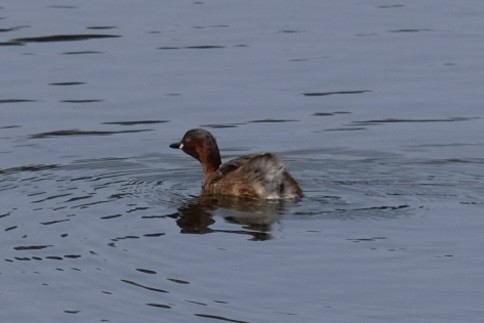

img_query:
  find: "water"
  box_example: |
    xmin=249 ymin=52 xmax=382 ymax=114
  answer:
xmin=1 ymin=1 xmax=484 ymax=322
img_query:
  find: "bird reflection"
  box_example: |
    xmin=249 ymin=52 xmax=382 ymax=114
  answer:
xmin=167 ymin=194 xmax=288 ymax=240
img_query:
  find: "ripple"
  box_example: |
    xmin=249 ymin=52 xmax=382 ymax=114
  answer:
xmin=0 ymin=25 xmax=29 ymax=33
xmin=143 ymin=232 xmax=165 ymax=237
xmin=351 ymin=117 xmax=480 ymax=126
xmin=102 ymin=120 xmax=169 ymax=126
xmin=29 ymin=129 xmax=152 ymax=138
xmin=86 ymin=26 xmax=117 ymax=30
xmin=64 ymin=310 xmax=80 ymax=314
xmin=312 ymin=111 xmax=351 ymax=116
xmin=324 ymin=127 xmax=366 ymax=132
xmin=0 ymin=164 xmax=58 ymax=175
xmin=120 ymin=279 xmax=168 ymax=293
xmin=186 ymin=45 xmax=225 ymax=49
xmin=158 ymin=45 xmax=225 ymax=50
xmin=303 ymin=90 xmax=371 ymax=96
xmin=347 ymin=236 xmax=387 ymax=242
xmin=194 ymin=314 xmax=249 ymax=323
xmin=247 ymin=118 xmax=299 ymax=123
xmin=62 ymin=50 xmax=102 ymax=55
xmin=146 ymin=303 xmax=171 ymax=309
xmin=11 ymin=33 xmax=120 ymax=43
xmin=199 ymin=119 xmax=299 ymax=129
xmin=100 ymin=214 xmax=122 ymax=220
xmin=200 ymin=123 xmax=241 ymax=129
xmin=167 ymin=278 xmax=190 ymax=284
xmin=60 ymin=99 xmax=103 ymax=103
xmin=0 ymin=99 xmax=36 ymax=104
xmin=40 ymin=218 xmax=71 ymax=225
xmin=389 ymin=28 xmax=432 ymax=33
xmin=418 ymin=158 xmax=484 ymax=165
xmin=278 ymin=29 xmax=305 ymax=33
xmin=49 ymin=82 xmax=85 ymax=86
xmin=14 ymin=245 xmax=53 ymax=250
xmin=136 ymin=268 xmax=157 ymax=274
xmin=0 ymin=41 xmax=24 ymax=46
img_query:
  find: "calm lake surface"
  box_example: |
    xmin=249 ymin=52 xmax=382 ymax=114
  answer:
xmin=1 ymin=1 xmax=484 ymax=322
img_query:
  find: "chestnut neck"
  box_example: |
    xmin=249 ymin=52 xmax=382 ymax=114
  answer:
xmin=197 ymin=144 xmax=221 ymax=187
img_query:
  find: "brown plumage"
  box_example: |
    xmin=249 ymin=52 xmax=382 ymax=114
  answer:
xmin=170 ymin=128 xmax=303 ymax=200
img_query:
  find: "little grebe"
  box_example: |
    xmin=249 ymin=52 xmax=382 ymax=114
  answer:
xmin=170 ymin=128 xmax=303 ymax=200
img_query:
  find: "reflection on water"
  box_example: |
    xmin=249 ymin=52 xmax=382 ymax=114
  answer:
xmin=168 ymin=194 xmax=287 ymax=240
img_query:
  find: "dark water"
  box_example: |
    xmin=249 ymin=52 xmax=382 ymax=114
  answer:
xmin=1 ymin=1 xmax=484 ymax=322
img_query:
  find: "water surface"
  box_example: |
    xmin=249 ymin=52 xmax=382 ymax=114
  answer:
xmin=1 ymin=1 xmax=484 ymax=322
